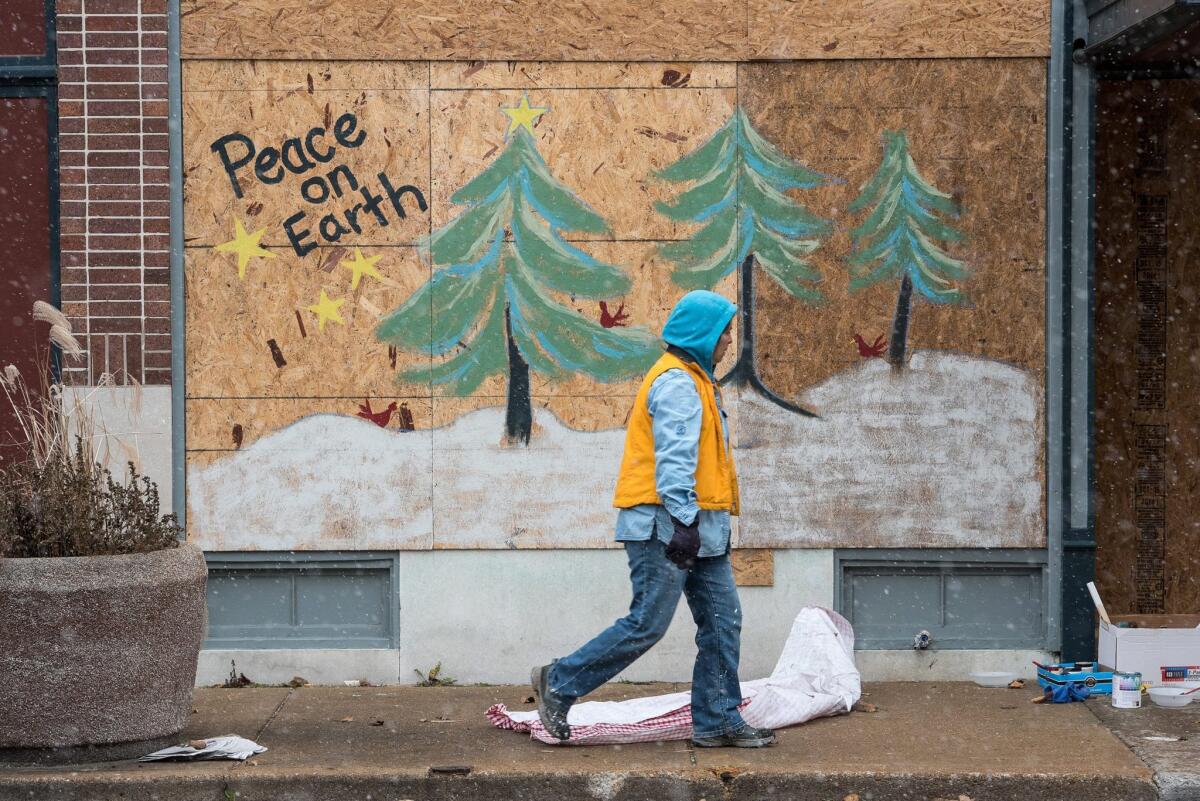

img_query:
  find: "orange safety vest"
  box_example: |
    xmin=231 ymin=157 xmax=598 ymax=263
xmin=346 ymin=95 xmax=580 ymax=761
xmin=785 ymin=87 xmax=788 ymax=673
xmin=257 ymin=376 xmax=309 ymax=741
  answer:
xmin=612 ymin=351 xmax=739 ymax=514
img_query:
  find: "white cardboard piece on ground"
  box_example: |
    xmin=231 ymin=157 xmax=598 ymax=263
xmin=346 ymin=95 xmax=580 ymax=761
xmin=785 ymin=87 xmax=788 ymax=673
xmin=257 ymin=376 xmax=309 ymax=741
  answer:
xmin=488 ymin=607 xmax=861 ymax=745
xmin=1099 ymin=619 xmax=1200 ymax=686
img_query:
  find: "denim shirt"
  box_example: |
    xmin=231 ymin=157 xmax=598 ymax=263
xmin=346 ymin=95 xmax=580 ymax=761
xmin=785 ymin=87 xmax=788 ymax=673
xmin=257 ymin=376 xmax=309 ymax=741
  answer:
xmin=615 ymin=368 xmax=732 ymax=557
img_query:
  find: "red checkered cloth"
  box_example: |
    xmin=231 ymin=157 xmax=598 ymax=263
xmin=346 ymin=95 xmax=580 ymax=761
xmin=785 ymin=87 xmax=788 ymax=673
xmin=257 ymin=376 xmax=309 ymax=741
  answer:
xmin=487 ymin=607 xmax=859 ymax=746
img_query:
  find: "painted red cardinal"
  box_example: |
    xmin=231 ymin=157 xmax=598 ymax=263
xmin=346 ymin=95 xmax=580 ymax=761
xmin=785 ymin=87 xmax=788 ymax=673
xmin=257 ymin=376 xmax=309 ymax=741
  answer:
xmin=599 ymin=300 xmax=630 ymax=328
xmin=852 ymin=333 xmax=887 ymax=358
xmin=357 ymin=399 xmax=397 ymax=428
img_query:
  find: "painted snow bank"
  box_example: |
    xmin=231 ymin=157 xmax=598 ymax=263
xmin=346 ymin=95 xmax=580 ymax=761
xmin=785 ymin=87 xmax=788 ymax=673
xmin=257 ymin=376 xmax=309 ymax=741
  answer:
xmin=188 ymin=351 xmax=1042 ymax=550
xmin=739 ymin=351 xmax=1044 ymax=547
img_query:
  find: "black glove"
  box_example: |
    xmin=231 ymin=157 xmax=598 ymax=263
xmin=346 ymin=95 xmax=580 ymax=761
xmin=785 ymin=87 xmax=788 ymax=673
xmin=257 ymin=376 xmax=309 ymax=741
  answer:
xmin=665 ymin=515 xmax=700 ymax=570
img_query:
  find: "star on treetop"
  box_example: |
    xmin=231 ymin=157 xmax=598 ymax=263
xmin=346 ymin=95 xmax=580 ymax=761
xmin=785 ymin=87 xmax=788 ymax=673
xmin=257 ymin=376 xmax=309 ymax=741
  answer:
xmin=501 ymin=94 xmax=547 ymax=139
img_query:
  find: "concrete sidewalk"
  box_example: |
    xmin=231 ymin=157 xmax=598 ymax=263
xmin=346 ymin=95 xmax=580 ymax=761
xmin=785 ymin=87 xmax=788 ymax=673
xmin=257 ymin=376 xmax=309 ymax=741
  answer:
xmin=0 ymin=682 xmax=1168 ymax=801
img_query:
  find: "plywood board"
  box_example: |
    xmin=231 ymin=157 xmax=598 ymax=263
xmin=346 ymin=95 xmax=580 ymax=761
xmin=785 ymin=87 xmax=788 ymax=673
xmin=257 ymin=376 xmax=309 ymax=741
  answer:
xmin=739 ymin=59 xmax=1047 ymax=401
xmin=748 ymin=0 xmax=1050 ymax=60
xmin=181 ymin=0 xmax=1049 ymax=60
xmin=185 ymin=402 xmax=434 ymax=552
xmin=184 ymin=62 xmax=430 ymax=249
xmin=1094 ymin=78 xmax=1200 ymax=617
xmin=731 ymin=549 xmax=773 ymax=586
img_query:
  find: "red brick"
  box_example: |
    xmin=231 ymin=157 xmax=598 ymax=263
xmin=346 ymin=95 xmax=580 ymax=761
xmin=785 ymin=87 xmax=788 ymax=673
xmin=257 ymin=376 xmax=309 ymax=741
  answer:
xmin=57 ymin=0 xmax=83 ymax=11
xmin=143 ymin=184 xmax=169 ymax=201
xmin=145 ymin=285 xmax=170 ymax=303
xmin=87 ymin=83 xmax=140 ymax=101
xmin=90 ymin=100 xmax=141 ymax=117
xmin=59 ymin=151 xmax=85 ymax=167
xmin=88 ymin=151 xmax=141 ymax=167
xmin=142 ymin=199 xmax=169 ymax=216
xmin=59 ymin=100 xmax=84 ymax=117
xmin=59 ymin=234 xmax=86 ymax=250
xmin=144 ymin=218 xmax=169 ymax=233
xmin=141 ymin=83 xmax=168 ymax=100
xmin=57 ymin=32 xmax=82 ymax=49
xmin=91 ymin=318 xmax=142 ymax=335
xmin=58 ymin=48 xmax=82 ymax=65
xmin=61 ymin=200 xmax=86 ymax=218
xmin=57 ymin=15 xmax=83 ymax=31
xmin=144 ymin=351 xmax=171 ymax=369
xmin=90 ymin=233 xmax=142 ymax=249
xmin=59 ymin=167 xmax=85 ymax=184
xmin=58 ymin=133 xmax=84 ymax=150
xmin=87 ymin=169 xmax=142 ymax=185
xmin=90 ymin=133 xmax=143 ymax=150
xmin=90 ymin=117 xmax=140 ymax=134
xmin=145 ymin=318 xmax=170 ymax=335
xmin=142 ymin=100 xmax=167 ymax=116
xmin=144 ymin=251 xmax=169 ymax=268
xmin=60 ymin=285 xmax=88 ymax=302
xmin=141 ymin=33 xmax=167 ymax=49
xmin=143 ymin=369 xmax=170 ymax=386
xmin=142 ymin=0 xmax=167 ymax=12
xmin=143 ymin=133 xmax=168 ymax=150
xmin=61 ymin=302 xmax=88 ymax=319
xmin=126 ymin=337 xmax=144 ymax=382
xmin=88 ymin=15 xmax=139 ymax=31
xmin=143 ymin=233 xmax=170 ymax=250
xmin=142 ymin=15 xmax=167 ymax=31
xmin=58 ymin=117 xmax=84 ymax=133
xmin=142 ymin=49 xmax=168 ymax=65
xmin=140 ymin=66 xmax=166 ymax=83
xmin=86 ymin=31 xmax=139 ymax=49
xmin=58 ymin=66 xmax=84 ymax=82
xmin=89 ymin=0 xmax=140 ymax=12
xmin=89 ymin=334 xmax=108 ymax=382
xmin=90 ymin=217 xmax=141 ymax=234
xmin=146 ymin=301 xmax=170 ymax=318
xmin=145 ymin=333 xmax=171 ymax=351
xmin=89 ymin=283 xmax=141 ymax=301
xmin=105 ymin=334 xmax=127 ymax=377
xmin=91 ymin=49 xmax=141 ymax=66
xmin=93 ymin=301 xmax=143 ymax=317
xmin=60 ymin=185 xmax=86 ymax=202
xmin=89 ymin=251 xmax=141 ymax=267
xmin=142 ymin=117 xmax=168 ymax=134
xmin=90 ymin=184 xmax=141 ymax=201
xmin=59 ymin=83 xmax=83 ymax=100
xmin=144 ymin=150 xmax=169 ymax=167
xmin=86 ymin=66 xmax=139 ymax=83
xmin=60 ymin=267 xmax=88 ymax=284
xmin=145 ymin=268 xmax=169 ymax=283
xmin=60 ymin=217 xmax=85 ymax=234
xmin=61 ymin=253 xmax=87 ymax=269
xmin=88 ymin=269 xmax=142 ymax=285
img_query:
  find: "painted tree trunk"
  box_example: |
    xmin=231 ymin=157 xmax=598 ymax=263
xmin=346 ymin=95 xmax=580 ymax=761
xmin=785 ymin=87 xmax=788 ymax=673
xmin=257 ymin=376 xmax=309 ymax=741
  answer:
xmin=504 ymin=304 xmax=532 ymax=444
xmin=887 ymin=273 xmax=913 ymax=369
xmin=720 ymin=254 xmax=818 ymax=418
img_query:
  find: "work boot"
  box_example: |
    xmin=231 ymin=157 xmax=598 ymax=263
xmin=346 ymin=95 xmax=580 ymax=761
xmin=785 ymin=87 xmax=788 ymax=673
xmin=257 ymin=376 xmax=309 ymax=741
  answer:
xmin=692 ymin=723 xmax=776 ymax=748
xmin=530 ymin=664 xmax=572 ymax=741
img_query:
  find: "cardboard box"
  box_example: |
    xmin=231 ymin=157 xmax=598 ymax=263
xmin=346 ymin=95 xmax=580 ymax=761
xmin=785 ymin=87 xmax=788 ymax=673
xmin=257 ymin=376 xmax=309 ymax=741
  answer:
xmin=1098 ymin=615 xmax=1200 ymax=686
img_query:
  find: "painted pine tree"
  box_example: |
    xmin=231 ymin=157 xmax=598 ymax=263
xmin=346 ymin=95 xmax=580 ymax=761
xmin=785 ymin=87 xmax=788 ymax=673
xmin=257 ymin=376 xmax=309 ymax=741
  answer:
xmin=375 ymin=98 xmax=659 ymax=443
xmin=654 ymin=107 xmax=836 ymax=413
xmin=847 ymin=130 xmax=968 ymax=369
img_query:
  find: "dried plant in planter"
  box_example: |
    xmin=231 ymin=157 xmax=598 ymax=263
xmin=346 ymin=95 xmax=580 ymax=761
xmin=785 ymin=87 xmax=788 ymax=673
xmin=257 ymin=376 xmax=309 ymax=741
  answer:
xmin=0 ymin=302 xmax=180 ymax=558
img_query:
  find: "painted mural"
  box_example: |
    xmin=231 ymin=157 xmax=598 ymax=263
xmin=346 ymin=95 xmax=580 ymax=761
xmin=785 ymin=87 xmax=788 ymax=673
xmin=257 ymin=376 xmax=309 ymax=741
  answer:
xmin=183 ymin=60 xmax=1046 ymax=551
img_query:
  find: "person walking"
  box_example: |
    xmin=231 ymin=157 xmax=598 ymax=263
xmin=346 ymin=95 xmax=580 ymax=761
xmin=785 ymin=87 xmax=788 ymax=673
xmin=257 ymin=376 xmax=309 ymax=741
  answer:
xmin=531 ymin=290 xmax=775 ymax=748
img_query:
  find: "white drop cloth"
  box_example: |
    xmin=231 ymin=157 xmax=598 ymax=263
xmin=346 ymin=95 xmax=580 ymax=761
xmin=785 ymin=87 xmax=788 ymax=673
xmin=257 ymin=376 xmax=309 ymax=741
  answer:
xmin=488 ymin=607 xmax=861 ymax=745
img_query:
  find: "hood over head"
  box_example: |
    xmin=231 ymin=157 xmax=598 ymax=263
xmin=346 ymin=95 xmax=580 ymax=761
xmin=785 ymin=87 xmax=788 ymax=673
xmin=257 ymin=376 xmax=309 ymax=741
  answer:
xmin=661 ymin=290 xmax=738 ymax=378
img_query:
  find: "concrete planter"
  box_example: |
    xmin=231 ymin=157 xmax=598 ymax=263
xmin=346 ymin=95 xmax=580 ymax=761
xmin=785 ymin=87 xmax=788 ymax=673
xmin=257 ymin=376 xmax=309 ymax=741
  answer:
xmin=0 ymin=544 xmax=207 ymax=755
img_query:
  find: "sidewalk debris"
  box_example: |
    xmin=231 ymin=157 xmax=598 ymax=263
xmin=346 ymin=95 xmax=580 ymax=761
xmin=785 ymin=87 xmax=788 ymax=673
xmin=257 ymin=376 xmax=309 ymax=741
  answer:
xmin=139 ymin=734 xmax=267 ymax=762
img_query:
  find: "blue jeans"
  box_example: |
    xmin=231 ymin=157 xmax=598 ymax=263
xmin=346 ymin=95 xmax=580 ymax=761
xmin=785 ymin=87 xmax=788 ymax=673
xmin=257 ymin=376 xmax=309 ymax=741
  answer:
xmin=547 ymin=538 xmax=746 ymax=739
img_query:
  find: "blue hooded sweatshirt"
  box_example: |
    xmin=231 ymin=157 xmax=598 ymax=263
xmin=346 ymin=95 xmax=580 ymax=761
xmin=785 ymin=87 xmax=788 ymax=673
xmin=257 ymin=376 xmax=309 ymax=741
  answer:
xmin=614 ymin=290 xmax=738 ymax=557
xmin=660 ymin=290 xmax=738 ymax=379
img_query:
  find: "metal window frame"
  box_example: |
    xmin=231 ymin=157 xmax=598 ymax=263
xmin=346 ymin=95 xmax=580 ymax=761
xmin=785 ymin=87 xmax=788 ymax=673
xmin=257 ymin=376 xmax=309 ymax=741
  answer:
xmin=168 ymin=0 xmax=186 ymax=524
xmin=202 ymin=551 xmax=401 ymax=650
xmin=835 ymin=549 xmax=1050 ymax=650
xmin=0 ymin=0 xmax=57 ymax=79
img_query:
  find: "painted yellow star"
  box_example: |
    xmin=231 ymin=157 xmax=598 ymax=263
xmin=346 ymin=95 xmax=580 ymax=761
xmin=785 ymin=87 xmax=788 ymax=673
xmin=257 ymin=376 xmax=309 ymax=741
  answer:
xmin=214 ymin=218 xmax=275 ymax=280
xmin=502 ymin=94 xmax=547 ymax=138
xmin=340 ymin=247 xmax=384 ymax=290
xmin=307 ymin=290 xmax=345 ymax=332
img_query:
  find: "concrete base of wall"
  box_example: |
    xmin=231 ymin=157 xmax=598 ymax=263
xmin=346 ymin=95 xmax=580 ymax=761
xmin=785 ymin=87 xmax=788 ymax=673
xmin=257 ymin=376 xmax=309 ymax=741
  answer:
xmin=64 ymin=385 xmax=173 ymax=514
xmin=196 ymin=649 xmax=401 ymax=686
xmin=195 ymin=548 xmax=1057 ymax=686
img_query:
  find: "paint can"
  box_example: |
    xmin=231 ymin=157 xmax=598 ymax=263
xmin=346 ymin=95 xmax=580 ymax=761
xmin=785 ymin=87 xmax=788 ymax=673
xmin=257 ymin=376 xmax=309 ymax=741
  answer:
xmin=1111 ymin=671 xmax=1143 ymax=709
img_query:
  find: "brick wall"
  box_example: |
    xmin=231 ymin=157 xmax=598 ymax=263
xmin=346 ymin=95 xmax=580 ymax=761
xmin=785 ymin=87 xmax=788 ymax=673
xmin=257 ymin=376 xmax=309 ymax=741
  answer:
xmin=56 ymin=0 xmax=170 ymax=386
